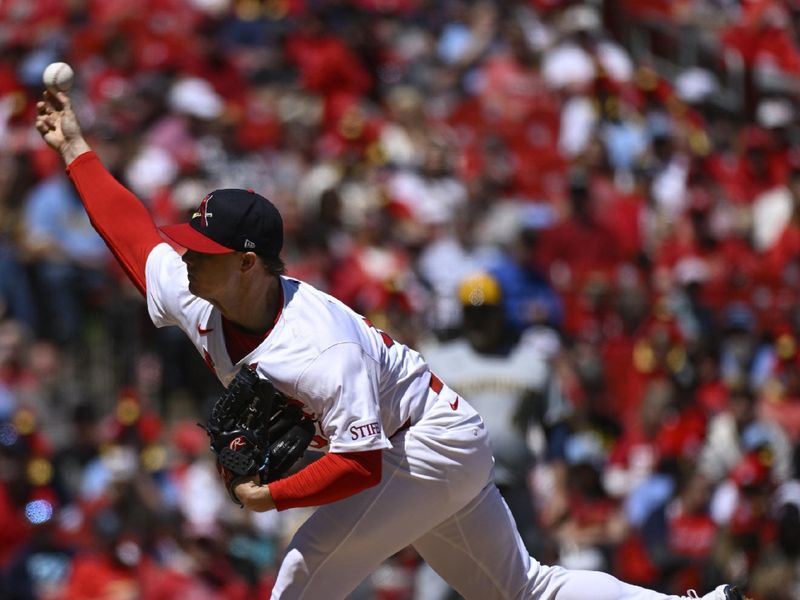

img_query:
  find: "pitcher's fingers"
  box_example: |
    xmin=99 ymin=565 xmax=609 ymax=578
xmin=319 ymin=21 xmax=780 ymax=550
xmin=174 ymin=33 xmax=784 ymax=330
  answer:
xmin=36 ymin=100 xmax=54 ymax=116
xmin=41 ymin=119 xmax=56 ymax=132
xmin=35 ymin=118 xmax=51 ymax=134
xmin=39 ymin=115 xmax=57 ymax=130
xmin=43 ymin=90 xmax=65 ymax=111
xmin=54 ymin=91 xmax=71 ymax=111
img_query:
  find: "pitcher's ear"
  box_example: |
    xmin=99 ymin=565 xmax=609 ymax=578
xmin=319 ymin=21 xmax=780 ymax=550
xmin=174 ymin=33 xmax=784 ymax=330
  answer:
xmin=240 ymin=251 xmax=259 ymax=271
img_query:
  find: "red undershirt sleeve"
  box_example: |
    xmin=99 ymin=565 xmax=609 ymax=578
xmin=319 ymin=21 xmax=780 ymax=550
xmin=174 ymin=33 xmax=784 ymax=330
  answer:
xmin=66 ymin=151 xmax=163 ymax=296
xmin=269 ymin=449 xmax=382 ymax=511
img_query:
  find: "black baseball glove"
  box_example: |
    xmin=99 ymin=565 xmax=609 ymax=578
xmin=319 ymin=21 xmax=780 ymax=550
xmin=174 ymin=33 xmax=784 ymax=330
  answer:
xmin=203 ymin=365 xmax=316 ymax=506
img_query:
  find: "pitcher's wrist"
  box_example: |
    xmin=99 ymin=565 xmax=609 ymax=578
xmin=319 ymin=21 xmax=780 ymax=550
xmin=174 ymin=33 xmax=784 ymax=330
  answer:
xmin=61 ymin=137 xmax=91 ymax=166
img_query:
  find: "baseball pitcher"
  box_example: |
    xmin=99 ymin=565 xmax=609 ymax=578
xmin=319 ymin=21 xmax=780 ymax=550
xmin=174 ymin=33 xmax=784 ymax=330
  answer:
xmin=35 ymin=89 xmax=744 ymax=600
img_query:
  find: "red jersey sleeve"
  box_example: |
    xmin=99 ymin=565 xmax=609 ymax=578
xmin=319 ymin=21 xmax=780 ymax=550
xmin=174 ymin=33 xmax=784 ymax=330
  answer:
xmin=66 ymin=152 xmax=163 ymax=295
xmin=269 ymin=449 xmax=382 ymax=510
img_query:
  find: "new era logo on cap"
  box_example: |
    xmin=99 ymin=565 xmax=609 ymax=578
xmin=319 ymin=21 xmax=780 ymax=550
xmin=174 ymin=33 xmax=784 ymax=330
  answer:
xmin=161 ymin=188 xmax=283 ymax=257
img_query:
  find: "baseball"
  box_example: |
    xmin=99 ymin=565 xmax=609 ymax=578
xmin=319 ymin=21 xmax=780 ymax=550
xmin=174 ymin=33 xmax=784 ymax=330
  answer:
xmin=42 ymin=62 xmax=74 ymax=93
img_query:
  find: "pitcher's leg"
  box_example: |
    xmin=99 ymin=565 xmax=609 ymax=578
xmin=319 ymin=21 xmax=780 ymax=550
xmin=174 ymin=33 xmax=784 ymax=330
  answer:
xmin=413 ymin=483 xmax=692 ymax=600
xmin=412 ymin=483 xmax=538 ymax=599
xmin=532 ymin=565 xmax=698 ymax=600
xmin=272 ymin=467 xmax=409 ymax=599
xmin=271 ymin=456 xmax=476 ymax=599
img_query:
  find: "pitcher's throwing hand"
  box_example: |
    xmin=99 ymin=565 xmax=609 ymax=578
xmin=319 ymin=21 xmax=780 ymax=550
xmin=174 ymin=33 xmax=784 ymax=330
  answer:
xmin=35 ymin=91 xmax=90 ymax=163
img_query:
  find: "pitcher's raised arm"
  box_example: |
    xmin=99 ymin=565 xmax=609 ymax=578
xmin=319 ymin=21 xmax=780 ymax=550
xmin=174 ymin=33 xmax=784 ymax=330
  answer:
xmin=36 ymin=90 xmax=163 ymax=295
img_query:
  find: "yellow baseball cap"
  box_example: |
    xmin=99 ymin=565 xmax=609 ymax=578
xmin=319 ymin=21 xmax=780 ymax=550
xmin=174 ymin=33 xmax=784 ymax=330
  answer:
xmin=458 ymin=272 xmax=502 ymax=307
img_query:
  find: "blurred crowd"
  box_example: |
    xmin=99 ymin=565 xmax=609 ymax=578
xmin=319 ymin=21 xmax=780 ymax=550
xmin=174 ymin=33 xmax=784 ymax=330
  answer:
xmin=2 ymin=0 xmax=800 ymax=598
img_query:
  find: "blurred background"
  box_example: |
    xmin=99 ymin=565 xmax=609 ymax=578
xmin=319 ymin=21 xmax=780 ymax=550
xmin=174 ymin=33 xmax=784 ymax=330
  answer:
xmin=1 ymin=0 xmax=800 ymax=598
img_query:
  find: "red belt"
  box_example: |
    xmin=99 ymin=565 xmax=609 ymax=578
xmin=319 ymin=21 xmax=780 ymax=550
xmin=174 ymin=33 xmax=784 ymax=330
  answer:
xmin=390 ymin=372 xmax=443 ymax=438
xmin=429 ymin=372 xmax=443 ymax=394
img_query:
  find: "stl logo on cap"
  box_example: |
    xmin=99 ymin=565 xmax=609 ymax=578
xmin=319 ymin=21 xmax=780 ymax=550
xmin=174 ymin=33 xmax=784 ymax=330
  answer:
xmin=192 ymin=193 xmax=214 ymax=227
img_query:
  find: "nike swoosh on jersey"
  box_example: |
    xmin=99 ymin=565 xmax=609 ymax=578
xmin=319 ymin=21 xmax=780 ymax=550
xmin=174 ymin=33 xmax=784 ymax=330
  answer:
xmin=449 ymin=397 xmax=459 ymax=411
xmin=198 ymin=325 xmax=214 ymax=335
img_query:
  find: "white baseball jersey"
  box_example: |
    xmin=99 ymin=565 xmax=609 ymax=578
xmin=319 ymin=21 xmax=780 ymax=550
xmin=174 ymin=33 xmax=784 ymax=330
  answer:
xmin=145 ymin=242 xmax=431 ymax=453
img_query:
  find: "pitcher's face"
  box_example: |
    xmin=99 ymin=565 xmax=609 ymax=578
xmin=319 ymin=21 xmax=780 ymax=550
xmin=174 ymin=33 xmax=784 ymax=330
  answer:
xmin=182 ymin=249 xmax=241 ymax=301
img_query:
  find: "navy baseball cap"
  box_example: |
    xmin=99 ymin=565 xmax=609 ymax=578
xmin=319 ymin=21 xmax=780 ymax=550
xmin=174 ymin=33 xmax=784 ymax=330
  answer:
xmin=160 ymin=189 xmax=283 ymax=256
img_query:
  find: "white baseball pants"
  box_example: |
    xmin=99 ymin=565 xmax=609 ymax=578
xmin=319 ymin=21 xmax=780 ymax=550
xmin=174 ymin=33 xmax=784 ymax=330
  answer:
xmin=270 ymin=384 xmax=700 ymax=600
